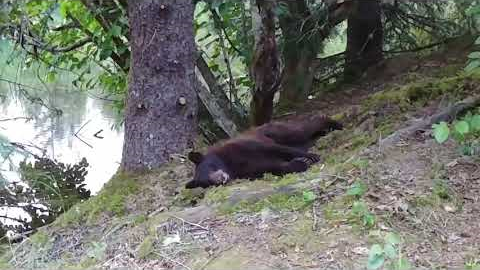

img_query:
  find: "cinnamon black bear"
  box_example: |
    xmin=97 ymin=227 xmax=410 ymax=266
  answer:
xmin=185 ymin=114 xmax=343 ymax=189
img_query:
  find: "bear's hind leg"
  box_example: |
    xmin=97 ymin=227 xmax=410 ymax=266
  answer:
xmin=270 ymin=157 xmax=321 ymax=176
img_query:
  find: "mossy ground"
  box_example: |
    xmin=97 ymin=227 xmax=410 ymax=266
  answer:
xmin=55 ymin=172 xmax=139 ymax=227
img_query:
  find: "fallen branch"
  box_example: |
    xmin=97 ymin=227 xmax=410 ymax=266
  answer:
xmin=196 ymin=76 xmax=239 ymax=137
xmin=169 ymin=214 xmax=209 ymax=231
xmin=380 ymin=94 xmax=480 ymax=146
xmin=0 ymin=117 xmax=32 ymax=122
xmin=154 ymin=252 xmax=192 ymax=270
xmin=0 ymin=215 xmax=27 ymax=225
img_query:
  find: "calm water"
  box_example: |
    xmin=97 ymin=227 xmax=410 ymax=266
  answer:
xmin=0 ymin=43 xmax=124 ymax=195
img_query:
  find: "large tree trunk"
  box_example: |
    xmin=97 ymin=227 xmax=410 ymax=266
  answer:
xmin=277 ymin=0 xmax=316 ymax=110
xmin=79 ymin=1 xmax=246 ymax=138
xmin=249 ymin=0 xmax=281 ymax=126
xmin=122 ymin=0 xmax=197 ymax=171
xmin=278 ymin=0 xmax=354 ymax=109
xmin=344 ymin=0 xmax=383 ymax=82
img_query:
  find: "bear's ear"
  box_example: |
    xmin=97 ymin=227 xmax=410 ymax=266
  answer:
xmin=185 ymin=180 xmax=198 ymax=189
xmin=188 ymin=151 xmax=204 ymax=165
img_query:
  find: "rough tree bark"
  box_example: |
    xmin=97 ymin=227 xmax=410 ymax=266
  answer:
xmin=344 ymin=0 xmax=383 ymax=82
xmin=121 ymin=0 xmax=197 ymax=171
xmin=278 ymin=0 xmax=354 ymax=109
xmin=250 ymin=0 xmax=281 ymax=126
xmin=77 ymin=1 xmax=245 ymax=138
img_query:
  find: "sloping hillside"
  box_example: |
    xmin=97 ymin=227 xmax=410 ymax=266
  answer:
xmin=1 ymin=37 xmax=480 ymax=270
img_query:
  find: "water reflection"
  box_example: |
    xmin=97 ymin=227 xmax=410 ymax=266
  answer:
xmin=0 ymin=46 xmax=124 ymax=195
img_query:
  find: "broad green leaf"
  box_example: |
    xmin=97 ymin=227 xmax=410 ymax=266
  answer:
xmin=99 ymin=48 xmax=113 ymax=61
xmin=347 ymin=180 xmax=367 ymax=197
xmin=476 ymin=37 xmax=480 ymax=45
xmin=464 ymin=111 xmax=473 ymax=123
xmin=87 ymin=241 xmax=107 ymax=260
xmin=46 ymin=71 xmax=56 ymax=83
xmin=302 ymin=191 xmax=316 ymax=202
xmin=367 ymin=244 xmax=385 ymax=270
xmin=59 ymin=1 xmax=71 ymax=18
xmin=432 ymin=122 xmax=450 ymax=144
xmin=454 ymin=121 xmax=470 ymax=135
xmin=384 ymin=243 xmax=397 ymax=259
xmin=351 ymin=201 xmax=368 ymax=215
xmin=466 ymin=6 xmax=480 ymax=16
xmin=468 ymin=52 xmax=480 ymax=59
xmin=110 ymin=25 xmax=122 ymax=37
xmin=363 ymin=213 xmax=376 ymax=228
xmin=470 ymin=115 xmax=480 ymax=131
xmin=465 ymin=60 xmax=480 ymax=72
xmin=385 ymin=232 xmax=402 ymax=245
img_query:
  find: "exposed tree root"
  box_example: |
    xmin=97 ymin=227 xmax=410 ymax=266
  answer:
xmin=380 ymin=94 xmax=480 ymax=146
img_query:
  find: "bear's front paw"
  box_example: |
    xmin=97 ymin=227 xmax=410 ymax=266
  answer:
xmin=290 ymin=158 xmax=310 ymax=171
xmin=306 ymin=153 xmax=321 ymax=164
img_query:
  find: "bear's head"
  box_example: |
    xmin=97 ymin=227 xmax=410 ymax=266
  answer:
xmin=185 ymin=151 xmax=231 ymax=189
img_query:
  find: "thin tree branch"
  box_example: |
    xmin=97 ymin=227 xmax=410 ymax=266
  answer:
xmin=210 ymin=8 xmax=242 ymax=55
xmin=0 ymin=215 xmax=27 ymax=225
xmin=210 ymin=7 xmax=237 ymax=103
xmin=0 ymin=117 xmax=33 ymax=122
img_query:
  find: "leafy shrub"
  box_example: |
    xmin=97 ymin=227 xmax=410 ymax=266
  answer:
xmin=465 ymin=3 xmax=480 ymax=72
xmin=0 ymin=156 xmax=90 ymax=237
xmin=432 ymin=111 xmax=480 ymax=156
xmin=367 ymin=232 xmax=412 ymax=270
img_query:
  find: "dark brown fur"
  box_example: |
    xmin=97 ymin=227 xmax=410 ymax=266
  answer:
xmin=186 ymin=114 xmax=343 ymax=189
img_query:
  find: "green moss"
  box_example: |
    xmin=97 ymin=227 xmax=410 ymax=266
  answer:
xmin=146 ymin=213 xmax=170 ymax=236
xmin=55 ymin=172 xmax=139 ymax=227
xmin=465 ymin=258 xmax=480 ymax=270
xmin=271 ymin=217 xmax=327 ymax=255
xmin=62 ymin=264 xmax=87 ymax=270
xmin=365 ymin=73 xmax=480 ymax=114
xmin=0 ymin=248 xmax=12 ymax=270
xmin=30 ymin=231 xmax=50 ymax=247
xmin=413 ymin=194 xmax=442 ymax=208
xmin=137 ymin=236 xmax=155 ymax=259
xmin=177 ymin=188 xmax=205 ymax=206
xmin=319 ymin=72 xmax=480 ymax=168
xmin=271 ymin=173 xmax=298 ymax=187
xmin=202 ymin=247 xmax=257 ymax=270
xmin=412 ymin=179 xmax=462 ymax=210
xmin=133 ymin=214 xmax=147 ymax=226
xmin=323 ymin=199 xmax=348 ymax=223
xmin=221 ymin=191 xmax=313 ymax=214
xmin=204 ymin=186 xmax=232 ymax=204
xmin=79 ymin=257 xmax=98 ymax=268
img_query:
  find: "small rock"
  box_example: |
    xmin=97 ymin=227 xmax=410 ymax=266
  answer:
xmin=447 ymin=233 xmax=461 ymax=243
xmin=446 ymin=160 xmax=458 ymax=168
xmin=443 ymin=204 xmax=456 ymax=213
xmin=378 ymin=223 xmax=390 ymax=231
xmin=162 ymin=233 xmax=181 ymax=246
xmin=352 ymin=246 xmax=369 ymax=255
xmin=260 ymin=207 xmax=278 ymax=223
